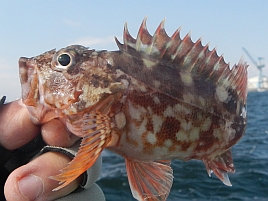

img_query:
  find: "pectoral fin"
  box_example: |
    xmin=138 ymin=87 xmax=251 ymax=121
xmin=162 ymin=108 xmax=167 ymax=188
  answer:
xmin=125 ymin=159 xmax=173 ymax=201
xmin=203 ymin=149 xmax=235 ymax=186
xmin=51 ymin=111 xmax=112 ymax=191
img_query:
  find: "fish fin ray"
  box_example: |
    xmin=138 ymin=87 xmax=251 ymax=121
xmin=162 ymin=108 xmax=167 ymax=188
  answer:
xmin=203 ymin=149 xmax=235 ymax=186
xmin=125 ymin=159 xmax=173 ymax=201
xmin=116 ymin=18 xmax=248 ymax=105
xmin=51 ymin=111 xmax=112 ymax=191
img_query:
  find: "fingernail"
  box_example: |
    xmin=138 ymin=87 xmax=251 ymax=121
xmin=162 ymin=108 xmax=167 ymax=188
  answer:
xmin=18 ymin=174 xmax=44 ymax=200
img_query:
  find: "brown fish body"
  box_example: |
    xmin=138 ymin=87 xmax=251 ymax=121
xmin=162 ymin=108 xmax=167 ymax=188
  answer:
xmin=19 ymin=19 xmax=247 ymax=201
xmin=107 ymin=51 xmax=246 ymax=161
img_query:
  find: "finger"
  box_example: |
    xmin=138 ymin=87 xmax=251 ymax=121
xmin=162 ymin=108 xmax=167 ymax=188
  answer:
xmin=4 ymin=152 xmax=82 ymax=201
xmin=41 ymin=119 xmax=80 ymax=147
xmin=0 ymin=100 xmax=40 ymax=150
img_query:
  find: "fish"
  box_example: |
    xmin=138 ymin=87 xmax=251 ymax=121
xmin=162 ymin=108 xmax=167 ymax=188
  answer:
xmin=18 ymin=18 xmax=247 ymax=201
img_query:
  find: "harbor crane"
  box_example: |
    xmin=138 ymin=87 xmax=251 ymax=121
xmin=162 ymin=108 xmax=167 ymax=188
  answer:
xmin=242 ymin=47 xmax=265 ymax=91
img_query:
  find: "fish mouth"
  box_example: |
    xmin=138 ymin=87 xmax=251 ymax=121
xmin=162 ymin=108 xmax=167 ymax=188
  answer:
xmin=19 ymin=57 xmax=51 ymax=124
xmin=19 ymin=57 xmax=39 ymax=106
xmin=18 ymin=57 xmax=71 ymax=124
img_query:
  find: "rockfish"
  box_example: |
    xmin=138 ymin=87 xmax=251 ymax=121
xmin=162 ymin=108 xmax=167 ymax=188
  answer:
xmin=19 ymin=18 xmax=247 ymax=200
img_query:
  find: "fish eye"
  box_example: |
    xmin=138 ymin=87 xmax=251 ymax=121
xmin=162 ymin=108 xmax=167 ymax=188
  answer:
xmin=53 ymin=52 xmax=76 ymax=71
xmin=58 ymin=53 xmax=71 ymax=66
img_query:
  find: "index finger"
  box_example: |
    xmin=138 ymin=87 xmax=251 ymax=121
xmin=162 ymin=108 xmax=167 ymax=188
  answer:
xmin=0 ymin=100 xmax=40 ymax=150
xmin=41 ymin=119 xmax=80 ymax=147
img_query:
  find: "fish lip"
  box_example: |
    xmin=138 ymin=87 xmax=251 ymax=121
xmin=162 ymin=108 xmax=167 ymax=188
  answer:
xmin=19 ymin=57 xmax=39 ymax=106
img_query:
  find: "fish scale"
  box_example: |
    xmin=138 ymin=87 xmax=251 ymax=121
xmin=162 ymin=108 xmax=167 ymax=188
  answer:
xmin=19 ymin=18 xmax=247 ymax=201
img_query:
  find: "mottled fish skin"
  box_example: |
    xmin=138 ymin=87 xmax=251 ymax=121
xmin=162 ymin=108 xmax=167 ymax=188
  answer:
xmin=19 ymin=18 xmax=247 ymax=201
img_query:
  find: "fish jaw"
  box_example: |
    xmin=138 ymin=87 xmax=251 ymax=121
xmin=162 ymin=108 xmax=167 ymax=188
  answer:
xmin=18 ymin=52 xmax=75 ymax=124
xmin=18 ymin=57 xmax=52 ymax=124
xmin=19 ymin=57 xmax=39 ymax=107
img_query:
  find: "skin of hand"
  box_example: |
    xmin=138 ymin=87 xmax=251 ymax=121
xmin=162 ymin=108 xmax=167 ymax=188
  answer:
xmin=0 ymin=100 xmax=82 ymax=201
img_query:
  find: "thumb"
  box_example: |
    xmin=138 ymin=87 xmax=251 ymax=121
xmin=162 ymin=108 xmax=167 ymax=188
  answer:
xmin=4 ymin=152 xmax=82 ymax=201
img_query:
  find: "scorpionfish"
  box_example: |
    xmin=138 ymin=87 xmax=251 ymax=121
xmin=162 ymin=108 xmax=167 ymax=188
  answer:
xmin=19 ymin=18 xmax=247 ymax=201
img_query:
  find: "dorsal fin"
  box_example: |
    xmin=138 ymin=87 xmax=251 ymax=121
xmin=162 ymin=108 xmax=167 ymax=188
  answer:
xmin=115 ymin=18 xmax=248 ymax=105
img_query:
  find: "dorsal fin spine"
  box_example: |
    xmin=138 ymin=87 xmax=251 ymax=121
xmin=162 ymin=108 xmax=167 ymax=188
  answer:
xmin=115 ymin=18 xmax=248 ymax=103
xmin=150 ymin=19 xmax=164 ymax=56
xmin=114 ymin=37 xmax=123 ymax=51
xmin=203 ymin=48 xmax=219 ymax=79
xmin=136 ymin=19 xmax=146 ymax=51
xmin=169 ymin=32 xmax=190 ymax=62
xmin=212 ymin=56 xmax=229 ymax=83
xmin=163 ymin=28 xmax=182 ymax=58
xmin=230 ymin=65 xmax=244 ymax=88
xmin=207 ymin=54 xmax=226 ymax=80
xmin=196 ymin=44 xmax=209 ymax=72
xmin=182 ymin=38 xmax=204 ymax=72
xmin=174 ymin=32 xmax=192 ymax=62
xmin=150 ymin=19 xmax=170 ymax=57
xmin=180 ymin=35 xmax=195 ymax=68
xmin=123 ymin=22 xmax=136 ymax=50
xmin=138 ymin=18 xmax=160 ymax=53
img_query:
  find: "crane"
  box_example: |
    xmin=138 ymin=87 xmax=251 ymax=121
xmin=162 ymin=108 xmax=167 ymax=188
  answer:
xmin=242 ymin=47 xmax=265 ymax=91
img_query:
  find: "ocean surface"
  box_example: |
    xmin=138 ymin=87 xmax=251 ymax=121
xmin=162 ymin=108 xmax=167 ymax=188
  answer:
xmin=96 ymin=91 xmax=268 ymax=201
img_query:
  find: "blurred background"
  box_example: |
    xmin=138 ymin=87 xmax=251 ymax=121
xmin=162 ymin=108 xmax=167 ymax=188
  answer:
xmin=0 ymin=1 xmax=267 ymax=200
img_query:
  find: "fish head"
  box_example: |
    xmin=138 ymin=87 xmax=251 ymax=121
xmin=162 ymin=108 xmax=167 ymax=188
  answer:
xmin=19 ymin=45 xmax=123 ymax=124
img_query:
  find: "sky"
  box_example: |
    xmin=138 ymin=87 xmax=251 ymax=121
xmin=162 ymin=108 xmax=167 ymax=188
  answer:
xmin=0 ymin=0 xmax=267 ymax=101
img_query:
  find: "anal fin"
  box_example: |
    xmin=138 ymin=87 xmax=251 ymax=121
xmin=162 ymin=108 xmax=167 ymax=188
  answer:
xmin=51 ymin=111 xmax=112 ymax=191
xmin=125 ymin=159 xmax=173 ymax=201
xmin=203 ymin=149 xmax=235 ymax=186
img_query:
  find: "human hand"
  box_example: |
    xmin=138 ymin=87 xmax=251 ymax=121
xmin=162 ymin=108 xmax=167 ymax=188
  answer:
xmin=0 ymin=100 xmax=86 ymax=200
